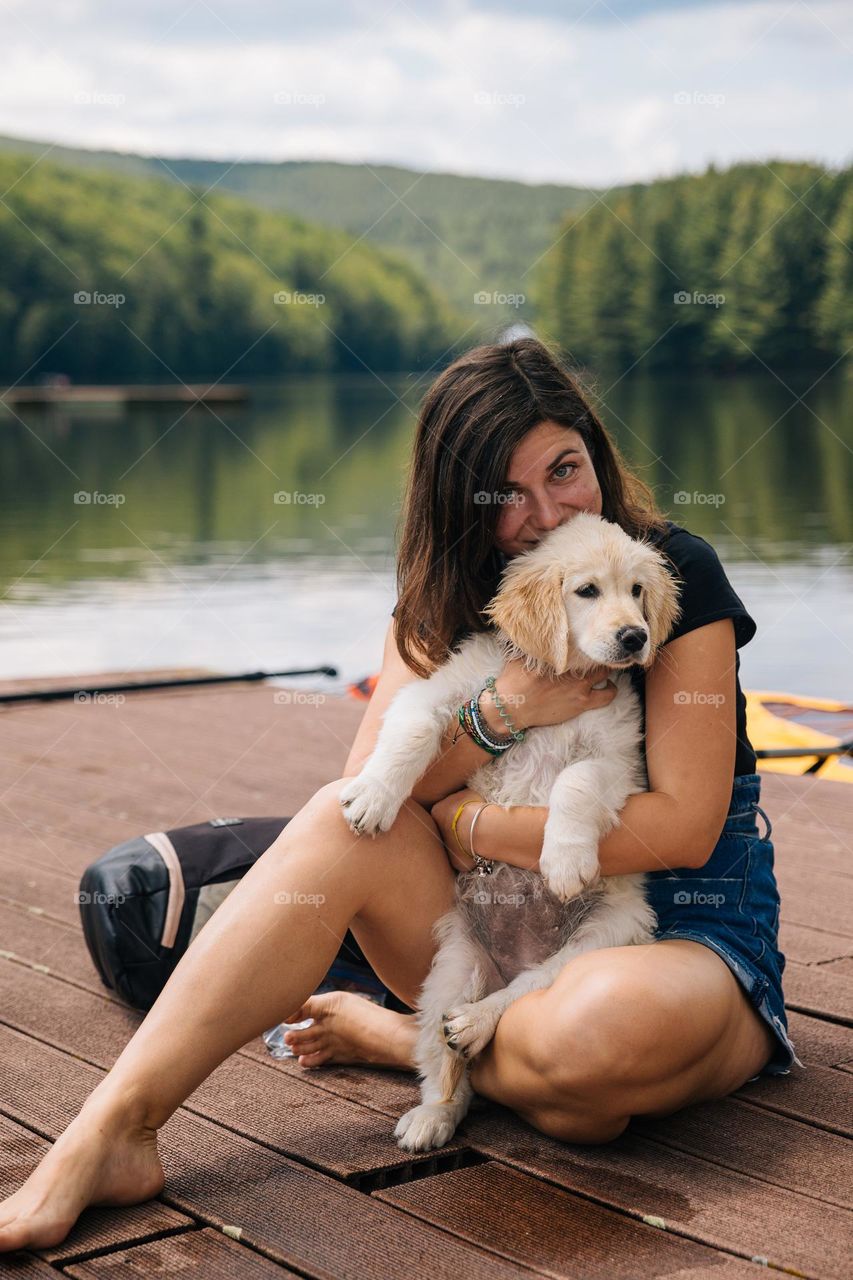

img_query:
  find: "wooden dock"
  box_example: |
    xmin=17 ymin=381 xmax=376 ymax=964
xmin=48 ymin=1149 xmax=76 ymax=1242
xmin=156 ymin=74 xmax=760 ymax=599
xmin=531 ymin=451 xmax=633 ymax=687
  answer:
xmin=0 ymin=384 xmax=250 ymax=406
xmin=0 ymin=675 xmax=851 ymax=1277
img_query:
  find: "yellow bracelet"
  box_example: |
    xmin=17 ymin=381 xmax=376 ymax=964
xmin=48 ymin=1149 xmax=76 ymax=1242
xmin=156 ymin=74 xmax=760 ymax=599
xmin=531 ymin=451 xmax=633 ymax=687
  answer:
xmin=450 ymin=800 xmax=479 ymax=860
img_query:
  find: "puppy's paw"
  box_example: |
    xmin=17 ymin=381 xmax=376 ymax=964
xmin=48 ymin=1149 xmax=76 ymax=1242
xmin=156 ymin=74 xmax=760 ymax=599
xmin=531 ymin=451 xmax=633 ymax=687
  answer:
xmin=441 ymin=1002 xmax=500 ymax=1059
xmin=338 ymin=775 xmax=401 ymax=836
xmin=540 ymin=842 xmax=602 ymax=902
xmin=395 ymin=1103 xmax=460 ymax=1152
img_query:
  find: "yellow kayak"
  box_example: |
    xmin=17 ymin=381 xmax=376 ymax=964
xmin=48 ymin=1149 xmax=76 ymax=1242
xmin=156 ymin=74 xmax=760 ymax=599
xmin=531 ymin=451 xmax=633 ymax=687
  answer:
xmin=746 ymin=690 xmax=853 ymax=783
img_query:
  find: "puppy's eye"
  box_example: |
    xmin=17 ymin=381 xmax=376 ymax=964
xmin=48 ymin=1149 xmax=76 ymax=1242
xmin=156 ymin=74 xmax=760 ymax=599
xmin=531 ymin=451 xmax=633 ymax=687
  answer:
xmin=632 ymin=583 xmax=643 ymax=598
xmin=575 ymin=583 xmax=599 ymax=599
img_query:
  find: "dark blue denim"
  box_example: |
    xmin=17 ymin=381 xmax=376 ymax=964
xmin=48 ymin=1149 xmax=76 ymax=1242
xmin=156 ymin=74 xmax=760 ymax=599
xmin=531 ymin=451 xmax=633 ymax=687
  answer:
xmin=644 ymin=772 xmax=803 ymax=1078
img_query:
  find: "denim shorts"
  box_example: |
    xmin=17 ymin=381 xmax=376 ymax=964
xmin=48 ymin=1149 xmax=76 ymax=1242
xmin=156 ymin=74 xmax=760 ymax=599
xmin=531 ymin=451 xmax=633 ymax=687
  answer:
xmin=644 ymin=772 xmax=804 ymax=1079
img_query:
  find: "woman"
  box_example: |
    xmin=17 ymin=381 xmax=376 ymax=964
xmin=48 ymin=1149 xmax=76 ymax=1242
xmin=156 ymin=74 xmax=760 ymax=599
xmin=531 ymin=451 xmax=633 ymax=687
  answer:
xmin=0 ymin=337 xmax=799 ymax=1252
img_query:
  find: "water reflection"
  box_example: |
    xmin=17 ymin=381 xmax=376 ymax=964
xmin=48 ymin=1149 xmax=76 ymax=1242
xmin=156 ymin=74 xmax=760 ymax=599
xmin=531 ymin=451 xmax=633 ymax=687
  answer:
xmin=0 ymin=371 xmax=850 ymax=693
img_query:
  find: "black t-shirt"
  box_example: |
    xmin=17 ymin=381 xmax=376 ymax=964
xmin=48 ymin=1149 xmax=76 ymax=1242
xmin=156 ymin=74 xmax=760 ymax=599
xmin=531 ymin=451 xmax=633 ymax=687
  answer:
xmin=629 ymin=520 xmax=757 ymax=777
xmin=391 ymin=519 xmax=758 ymax=777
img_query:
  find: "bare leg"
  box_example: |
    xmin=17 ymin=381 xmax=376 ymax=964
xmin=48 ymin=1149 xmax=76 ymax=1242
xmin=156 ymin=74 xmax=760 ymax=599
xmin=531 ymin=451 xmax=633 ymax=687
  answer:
xmin=0 ymin=779 xmax=455 ymax=1253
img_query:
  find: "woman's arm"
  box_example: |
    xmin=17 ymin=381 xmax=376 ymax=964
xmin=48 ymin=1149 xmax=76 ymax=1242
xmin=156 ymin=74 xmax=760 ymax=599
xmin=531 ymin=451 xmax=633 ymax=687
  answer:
xmin=344 ymin=622 xmax=621 ymax=806
xmin=444 ymin=618 xmax=739 ymax=875
xmin=342 ymin=619 xmax=502 ymax=804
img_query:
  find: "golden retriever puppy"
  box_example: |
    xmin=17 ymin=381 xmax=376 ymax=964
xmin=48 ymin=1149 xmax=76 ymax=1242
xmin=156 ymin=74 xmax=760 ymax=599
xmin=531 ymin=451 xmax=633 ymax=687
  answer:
xmin=339 ymin=512 xmax=681 ymax=1151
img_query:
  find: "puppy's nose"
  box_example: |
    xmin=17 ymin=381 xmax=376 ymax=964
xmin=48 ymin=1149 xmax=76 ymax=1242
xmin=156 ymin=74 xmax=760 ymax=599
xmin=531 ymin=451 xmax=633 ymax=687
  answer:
xmin=616 ymin=625 xmax=648 ymax=654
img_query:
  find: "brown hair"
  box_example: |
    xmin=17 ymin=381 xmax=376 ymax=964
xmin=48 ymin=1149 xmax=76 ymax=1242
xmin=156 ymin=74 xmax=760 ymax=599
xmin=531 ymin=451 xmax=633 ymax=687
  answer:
xmin=394 ymin=336 xmax=669 ymax=677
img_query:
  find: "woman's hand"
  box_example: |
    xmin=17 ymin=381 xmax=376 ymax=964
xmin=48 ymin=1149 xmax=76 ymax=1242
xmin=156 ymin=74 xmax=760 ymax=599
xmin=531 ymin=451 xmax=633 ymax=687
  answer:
xmin=481 ymin=658 xmax=618 ymax=733
xmin=430 ymin=787 xmax=485 ymax=871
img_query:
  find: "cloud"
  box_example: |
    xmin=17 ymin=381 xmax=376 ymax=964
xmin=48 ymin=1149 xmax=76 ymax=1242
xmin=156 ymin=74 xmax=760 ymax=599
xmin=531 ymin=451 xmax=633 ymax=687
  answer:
xmin=0 ymin=0 xmax=849 ymax=184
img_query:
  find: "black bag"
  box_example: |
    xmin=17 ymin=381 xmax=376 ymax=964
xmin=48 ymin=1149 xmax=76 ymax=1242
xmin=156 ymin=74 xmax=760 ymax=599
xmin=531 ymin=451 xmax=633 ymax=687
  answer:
xmin=78 ymin=815 xmax=407 ymax=1013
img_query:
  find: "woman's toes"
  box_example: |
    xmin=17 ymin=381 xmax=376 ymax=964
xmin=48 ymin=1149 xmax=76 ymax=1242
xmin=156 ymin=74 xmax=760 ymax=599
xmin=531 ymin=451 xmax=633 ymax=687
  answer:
xmin=286 ymin=1035 xmax=322 ymax=1055
xmin=296 ymin=1049 xmax=330 ymax=1068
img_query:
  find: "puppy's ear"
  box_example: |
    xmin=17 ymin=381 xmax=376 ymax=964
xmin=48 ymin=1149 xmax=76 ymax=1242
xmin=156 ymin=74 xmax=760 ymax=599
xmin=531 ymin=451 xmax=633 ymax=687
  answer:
xmin=642 ymin=557 xmax=682 ymax=657
xmin=484 ymin=556 xmax=569 ymax=671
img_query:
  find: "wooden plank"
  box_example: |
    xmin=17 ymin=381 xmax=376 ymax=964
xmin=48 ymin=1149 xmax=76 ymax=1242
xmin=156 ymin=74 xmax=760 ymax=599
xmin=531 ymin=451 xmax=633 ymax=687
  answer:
xmin=822 ymin=957 xmax=853 ymax=980
xmin=0 ymin=1252 xmax=61 ymax=1277
xmin=9 ymin=955 xmax=851 ymax=1276
xmin=784 ymin=959 xmax=853 ymax=1024
xmin=64 ymin=1227 xmax=301 ymax=1278
xmin=0 ymin=1026 xmax=543 ymax=1280
xmin=773 ymin=834 xmax=853 ymax=882
xmin=0 ymin=1113 xmax=193 ymax=1264
xmin=0 ymin=903 xmax=118 ymax=993
xmin=779 ymin=921 xmax=853 ymax=965
xmin=774 ymin=867 xmax=853 ymax=938
xmin=454 ymin=1108 xmax=853 ymax=1280
xmin=736 ymin=1063 xmax=853 ymax=1137
xmin=760 ymin=772 xmax=853 ymax=828
xmin=628 ymin=1098 xmax=852 ymax=1208
xmin=783 ymin=1009 xmax=853 ymax=1066
xmin=0 ymin=963 xmax=451 ymax=1181
xmin=376 ymin=1159 xmax=827 ymax=1280
xmin=0 ymin=848 xmax=84 ymax=925
xmin=10 ymin=955 xmax=843 ymax=1280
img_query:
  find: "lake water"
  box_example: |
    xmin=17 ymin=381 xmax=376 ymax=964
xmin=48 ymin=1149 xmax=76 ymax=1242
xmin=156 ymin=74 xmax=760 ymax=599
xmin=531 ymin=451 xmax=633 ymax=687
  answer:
xmin=1 ymin=370 xmax=851 ymax=701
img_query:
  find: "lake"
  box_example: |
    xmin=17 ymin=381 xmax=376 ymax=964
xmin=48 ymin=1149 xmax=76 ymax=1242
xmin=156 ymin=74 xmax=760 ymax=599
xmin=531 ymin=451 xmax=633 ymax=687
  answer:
xmin=1 ymin=369 xmax=851 ymax=700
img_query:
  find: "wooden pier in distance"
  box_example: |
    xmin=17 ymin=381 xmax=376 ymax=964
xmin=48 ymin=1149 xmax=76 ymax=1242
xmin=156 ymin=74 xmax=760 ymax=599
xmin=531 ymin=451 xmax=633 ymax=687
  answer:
xmin=0 ymin=671 xmax=850 ymax=1277
xmin=0 ymin=384 xmax=250 ymax=406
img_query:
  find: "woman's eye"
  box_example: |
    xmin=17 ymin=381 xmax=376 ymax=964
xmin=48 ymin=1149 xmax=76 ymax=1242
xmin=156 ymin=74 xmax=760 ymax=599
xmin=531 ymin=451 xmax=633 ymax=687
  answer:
xmin=632 ymin=583 xmax=643 ymax=598
xmin=575 ymin=583 xmax=599 ymax=599
xmin=553 ymin=463 xmax=577 ymax=480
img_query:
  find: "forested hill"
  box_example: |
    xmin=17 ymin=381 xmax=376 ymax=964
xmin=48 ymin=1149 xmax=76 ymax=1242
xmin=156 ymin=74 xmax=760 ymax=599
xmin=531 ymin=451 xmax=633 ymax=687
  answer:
xmin=1 ymin=135 xmax=848 ymax=380
xmin=0 ymin=134 xmax=592 ymax=320
xmin=0 ymin=150 xmax=463 ymax=383
xmin=535 ymin=161 xmax=852 ymax=372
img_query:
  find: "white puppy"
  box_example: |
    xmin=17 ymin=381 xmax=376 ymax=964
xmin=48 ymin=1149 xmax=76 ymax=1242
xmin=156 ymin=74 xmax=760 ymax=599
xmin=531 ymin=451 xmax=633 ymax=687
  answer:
xmin=339 ymin=512 xmax=681 ymax=1152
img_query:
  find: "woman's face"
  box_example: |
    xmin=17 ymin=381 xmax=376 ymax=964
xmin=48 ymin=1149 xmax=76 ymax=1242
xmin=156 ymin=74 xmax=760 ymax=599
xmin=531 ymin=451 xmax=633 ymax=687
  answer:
xmin=493 ymin=421 xmax=603 ymax=559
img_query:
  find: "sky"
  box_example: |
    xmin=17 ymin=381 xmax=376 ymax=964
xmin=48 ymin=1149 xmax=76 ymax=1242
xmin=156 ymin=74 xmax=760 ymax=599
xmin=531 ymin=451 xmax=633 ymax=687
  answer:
xmin=1 ymin=0 xmax=850 ymax=186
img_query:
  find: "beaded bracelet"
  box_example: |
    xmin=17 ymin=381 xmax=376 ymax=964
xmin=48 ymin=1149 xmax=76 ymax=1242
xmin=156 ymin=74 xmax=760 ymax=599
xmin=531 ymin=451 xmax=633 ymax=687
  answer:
xmin=469 ymin=691 xmax=515 ymax=752
xmin=483 ymin=675 xmax=526 ymax=742
xmin=458 ymin=694 xmax=514 ymax=756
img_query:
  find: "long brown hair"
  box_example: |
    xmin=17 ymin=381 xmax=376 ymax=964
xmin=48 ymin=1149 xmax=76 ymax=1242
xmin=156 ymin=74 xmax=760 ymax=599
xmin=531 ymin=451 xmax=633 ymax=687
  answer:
xmin=394 ymin=336 xmax=669 ymax=677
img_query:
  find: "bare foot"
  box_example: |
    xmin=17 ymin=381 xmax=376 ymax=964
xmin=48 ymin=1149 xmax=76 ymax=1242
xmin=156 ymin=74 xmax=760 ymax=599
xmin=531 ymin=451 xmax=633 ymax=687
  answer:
xmin=281 ymin=990 xmax=418 ymax=1071
xmin=0 ymin=1094 xmax=165 ymax=1254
